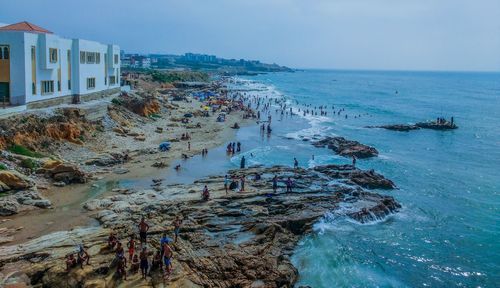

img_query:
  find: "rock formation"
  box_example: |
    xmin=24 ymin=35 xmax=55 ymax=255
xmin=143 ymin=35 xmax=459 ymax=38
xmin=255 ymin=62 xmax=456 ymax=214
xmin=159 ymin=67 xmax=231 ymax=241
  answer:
xmin=366 ymin=121 xmax=458 ymax=132
xmin=312 ymin=136 xmax=379 ymax=158
xmin=0 ymin=165 xmax=400 ymax=287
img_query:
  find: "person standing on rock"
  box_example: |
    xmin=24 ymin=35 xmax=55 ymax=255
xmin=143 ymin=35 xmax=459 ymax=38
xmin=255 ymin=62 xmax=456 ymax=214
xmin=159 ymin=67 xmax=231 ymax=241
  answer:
xmin=286 ymin=177 xmax=293 ymax=193
xmin=139 ymin=247 xmax=149 ymax=279
xmin=352 ymin=155 xmax=357 ymax=167
xmin=294 ymin=158 xmax=299 ymax=169
xmin=117 ymin=254 xmax=127 ymax=280
xmin=127 ymin=235 xmax=136 ymax=262
xmin=138 ymin=217 xmax=150 ymax=247
xmin=77 ymin=245 xmax=90 ymax=269
xmin=202 ymin=185 xmax=210 ymax=201
xmin=162 ymin=242 xmax=173 ymax=279
xmin=187 ymin=141 xmax=191 ymax=151
xmin=237 ymin=142 xmax=241 ymax=152
xmin=240 ymin=176 xmax=245 ymax=192
xmin=224 ymin=175 xmax=230 ymax=194
xmin=240 ymin=156 xmax=246 ymax=169
xmin=172 ymin=216 xmax=183 ymax=243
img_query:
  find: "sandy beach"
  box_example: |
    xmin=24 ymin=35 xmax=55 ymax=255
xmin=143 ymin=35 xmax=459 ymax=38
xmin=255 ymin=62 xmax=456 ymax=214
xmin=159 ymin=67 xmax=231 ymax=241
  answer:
xmin=0 ymin=77 xmax=254 ymax=245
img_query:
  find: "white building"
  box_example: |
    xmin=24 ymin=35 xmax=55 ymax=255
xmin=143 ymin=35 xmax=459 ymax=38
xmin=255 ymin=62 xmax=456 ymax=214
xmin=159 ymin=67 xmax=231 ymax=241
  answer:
xmin=0 ymin=21 xmax=120 ymax=109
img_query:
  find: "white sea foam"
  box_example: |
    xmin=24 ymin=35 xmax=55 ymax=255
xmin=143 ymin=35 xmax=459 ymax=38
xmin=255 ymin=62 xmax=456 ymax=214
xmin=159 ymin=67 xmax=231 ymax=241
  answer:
xmin=234 ymin=76 xmax=334 ymax=141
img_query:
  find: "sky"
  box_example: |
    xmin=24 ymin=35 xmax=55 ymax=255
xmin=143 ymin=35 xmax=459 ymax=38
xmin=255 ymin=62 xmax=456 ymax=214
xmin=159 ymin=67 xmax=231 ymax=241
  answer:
xmin=1 ymin=0 xmax=500 ymax=71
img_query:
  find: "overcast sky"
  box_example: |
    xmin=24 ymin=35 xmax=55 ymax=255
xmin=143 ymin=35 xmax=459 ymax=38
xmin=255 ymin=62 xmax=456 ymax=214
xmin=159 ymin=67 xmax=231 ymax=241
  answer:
xmin=2 ymin=0 xmax=499 ymax=71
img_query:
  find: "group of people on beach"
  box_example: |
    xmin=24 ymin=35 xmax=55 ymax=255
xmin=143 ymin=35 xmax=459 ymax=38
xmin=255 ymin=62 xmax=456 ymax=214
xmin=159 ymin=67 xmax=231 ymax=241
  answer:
xmin=67 ymin=216 xmax=183 ymax=282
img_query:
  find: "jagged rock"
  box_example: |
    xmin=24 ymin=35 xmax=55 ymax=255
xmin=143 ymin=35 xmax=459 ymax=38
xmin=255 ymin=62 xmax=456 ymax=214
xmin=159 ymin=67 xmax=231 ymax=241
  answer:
xmin=314 ymin=165 xmax=396 ymax=189
xmin=0 ymin=165 xmax=400 ymax=287
xmin=45 ymin=163 xmax=86 ymax=184
xmin=367 ymin=121 xmax=458 ymax=132
xmin=22 ymin=199 xmax=52 ymax=208
xmin=312 ymin=136 xmax=378 ymax=158
xmin=152 ymin=161 xmax=168 ymax=168
xmin=134 ymin=135 xmax=146 ymax=141
xmin=53 ymin=181 xmax=66 ymax=187
xmin=416 ymin=121 xmax=458 ymax=130
xmin=85 ymin=152 xmax=128 ymax=167
xmin=83 ymin=199 xmax=113 ymax=211
xmin=0 ymin=181 xmax=10 ymax=192
xmin=0 ymin=170 xmax=33 ymax=190
xmin=0 ymin=200 xmax=20 ymax=216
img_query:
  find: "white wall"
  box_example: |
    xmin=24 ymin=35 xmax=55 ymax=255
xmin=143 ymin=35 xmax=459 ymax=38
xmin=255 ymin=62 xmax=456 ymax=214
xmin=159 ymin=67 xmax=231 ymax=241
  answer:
xmin=0 ymin=30 xmax=120 ymax=105
xmin=24 ymin=33 xmax=74 ymax=103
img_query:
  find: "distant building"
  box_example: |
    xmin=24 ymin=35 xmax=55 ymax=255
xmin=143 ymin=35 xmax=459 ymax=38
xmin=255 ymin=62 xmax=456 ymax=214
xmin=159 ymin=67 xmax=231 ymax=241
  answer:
xmin=120 ymin=53 xmax=151 ymax=69
xmin=183 ymin=53 xmax=217 ymax=63
xmin=0 ymin=21 xmax=120 ymax=109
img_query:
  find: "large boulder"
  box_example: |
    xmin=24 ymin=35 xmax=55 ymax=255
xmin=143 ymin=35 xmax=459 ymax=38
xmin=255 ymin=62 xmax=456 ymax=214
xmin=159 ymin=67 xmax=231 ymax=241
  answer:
xmin=39 ymin=162 xmax=86 ymax=184
xmin=312 ymin=136 xmax=378 ymax=158
xmin=0 ymin=200 xmax=20 ymax=216
xmin=0 ymin=170 xmax=33 ymax=190
xmin=85 ymin=152 xmax=128 ymax=167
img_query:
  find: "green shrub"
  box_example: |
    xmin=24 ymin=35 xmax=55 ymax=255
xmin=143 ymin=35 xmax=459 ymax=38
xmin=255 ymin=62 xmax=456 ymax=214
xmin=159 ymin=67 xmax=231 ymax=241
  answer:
xmin=8 ymin=144 xmax=45 ymax=158
xmin=150 ymin=70 xmax=209 ymax=83
xmin=0 ymin=163 xmax=7 ymax=170
xmin=20 ymin=158 xmax=39 ymax=170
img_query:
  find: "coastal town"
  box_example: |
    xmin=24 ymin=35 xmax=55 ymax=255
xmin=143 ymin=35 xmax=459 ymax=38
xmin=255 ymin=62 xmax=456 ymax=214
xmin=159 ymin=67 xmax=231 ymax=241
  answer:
xmin=0 ymin=21 xmax=406 ymax=287
xmin=0 ymin=13 xmax=489 ymax=288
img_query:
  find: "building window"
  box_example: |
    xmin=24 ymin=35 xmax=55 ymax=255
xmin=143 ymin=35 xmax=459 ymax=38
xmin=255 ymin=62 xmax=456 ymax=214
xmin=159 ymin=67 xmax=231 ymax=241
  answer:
xmin=3 ymin=47 xmax=9 ymax=59
xmin=104 ymin=76 xmax=107 ymax=85
xmin=96 ymin=53 xmax=100 ymax=64
xmin=87 ymin=77 xmax=96 ymax=90
xmin=0 ymin=45 xmax=9 ymax=59
xmin=114 ymin=54 xmax=118 ymax=64
xmin=41 ymin=80 xmax=54 ymax=94
xmin=49 ymin=48 xmax=57 ymax=63
xmin=57 ymin=80 xmax=61 ymax=92
xmin=68 ymin=80 xmax=71 ymax=90
xmin=80 ymin=51 xmax=86 ymax=63
xmin=86 ymin=52 xmax=95 ymax=64
xmin=109 ymin=76 xmax=116 ymax=85
xmin=31 ymin=46 xmax=36 ymax=95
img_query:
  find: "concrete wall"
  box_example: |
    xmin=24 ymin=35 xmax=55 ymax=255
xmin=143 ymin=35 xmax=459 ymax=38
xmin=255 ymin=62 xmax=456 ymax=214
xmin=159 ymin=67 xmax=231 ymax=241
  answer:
xmin=74 ymin=39 xmax=120 ymax=96
xmin=24 ymin=33 xmax=73 ymax=103
xmin=0 ymin=30 xmax=120 ymax=106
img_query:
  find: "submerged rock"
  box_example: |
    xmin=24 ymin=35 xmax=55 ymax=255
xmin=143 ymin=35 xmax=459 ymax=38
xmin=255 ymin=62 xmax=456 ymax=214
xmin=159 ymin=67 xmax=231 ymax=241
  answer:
xmin=367 ymin=121 xmax=458 ymax=132
xmin=312 ymin=136 xmax=378 ymax=158
xmin=366 ymin=124 xmax=419 ymax=131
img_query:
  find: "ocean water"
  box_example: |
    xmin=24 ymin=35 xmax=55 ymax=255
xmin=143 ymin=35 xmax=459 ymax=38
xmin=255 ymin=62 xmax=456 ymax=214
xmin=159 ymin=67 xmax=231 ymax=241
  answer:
xmin=170 ymin=70 xmax=500 ymax=287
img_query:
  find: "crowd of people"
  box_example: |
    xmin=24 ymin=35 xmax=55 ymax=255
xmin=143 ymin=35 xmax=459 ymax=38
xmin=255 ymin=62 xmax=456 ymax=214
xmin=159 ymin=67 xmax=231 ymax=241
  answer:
xmin=66 ymin=216 xmax=183 ymax=282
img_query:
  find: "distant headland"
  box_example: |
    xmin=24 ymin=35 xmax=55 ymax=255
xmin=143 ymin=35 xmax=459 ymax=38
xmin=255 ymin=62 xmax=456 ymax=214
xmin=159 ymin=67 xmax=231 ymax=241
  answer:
xmin=121 ymin=52 xmax=293 ymax=75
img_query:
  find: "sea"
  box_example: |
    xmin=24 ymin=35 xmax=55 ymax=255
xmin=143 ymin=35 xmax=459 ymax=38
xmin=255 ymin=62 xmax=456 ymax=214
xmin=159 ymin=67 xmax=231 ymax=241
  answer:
xmin=167 ymin=70 xmax=500 ymax=287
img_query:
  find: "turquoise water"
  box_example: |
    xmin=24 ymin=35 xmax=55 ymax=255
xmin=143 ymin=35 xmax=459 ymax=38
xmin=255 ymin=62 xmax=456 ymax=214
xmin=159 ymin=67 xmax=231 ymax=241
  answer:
xmin=170 ymin=70 xmax=500 ymax=287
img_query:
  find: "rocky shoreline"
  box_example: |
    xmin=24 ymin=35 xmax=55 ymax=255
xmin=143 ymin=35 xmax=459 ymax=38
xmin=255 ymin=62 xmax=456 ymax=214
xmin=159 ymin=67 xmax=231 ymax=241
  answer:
xmin=0 ymin=164 xmax=400 ymax=287
xmin=366 ymin=120 xmax=458 ymax=132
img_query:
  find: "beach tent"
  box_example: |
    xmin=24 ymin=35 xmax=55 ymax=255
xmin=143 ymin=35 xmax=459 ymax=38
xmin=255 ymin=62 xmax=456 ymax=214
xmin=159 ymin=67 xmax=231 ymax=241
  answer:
xmin=159 ymin=142 xmax=171 ymax=151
